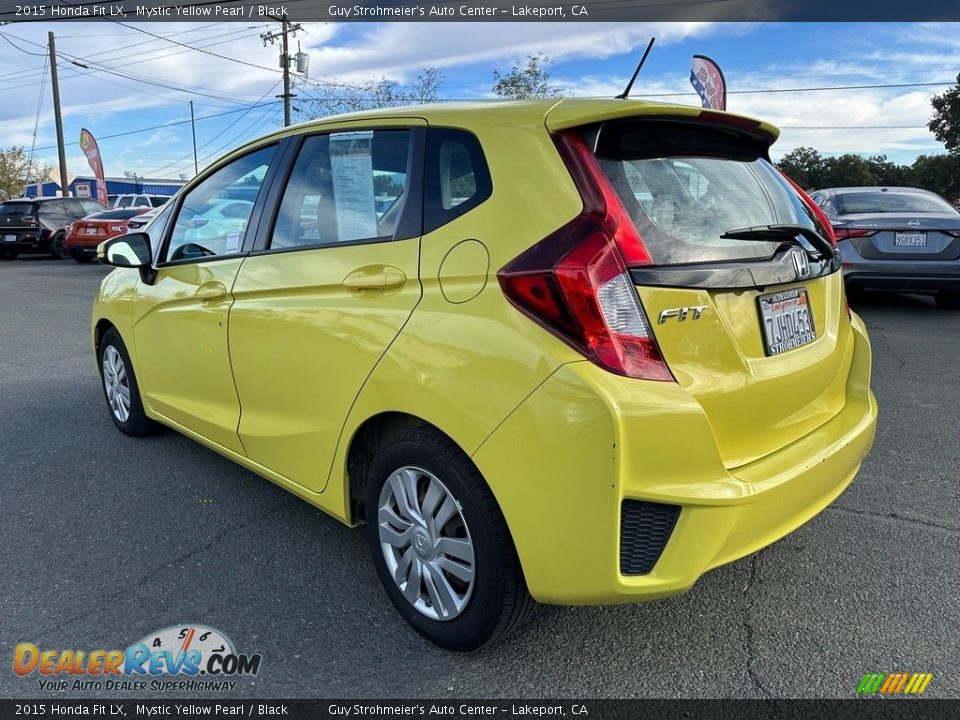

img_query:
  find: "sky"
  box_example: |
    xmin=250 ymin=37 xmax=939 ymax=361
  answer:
xmin=0 ymin=21 xmax=958 ymax=182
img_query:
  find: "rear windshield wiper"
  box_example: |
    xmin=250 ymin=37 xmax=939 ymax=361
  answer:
xmin=720 ymin=224 xmax=835 ymax=261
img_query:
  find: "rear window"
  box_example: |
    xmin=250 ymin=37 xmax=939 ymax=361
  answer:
xmin=594 ymin=122 xmax=827 ymax=265
xmin=836 ymin=191 xmax=957 ymax=215
xmin=87 ymin=209 xmax=143 ymax=221
xmin=0 ymin=202 xmax=37 ymax=216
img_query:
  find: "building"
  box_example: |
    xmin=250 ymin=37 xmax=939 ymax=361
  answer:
xmin=23 ymin=175 xmax=187 ymax=202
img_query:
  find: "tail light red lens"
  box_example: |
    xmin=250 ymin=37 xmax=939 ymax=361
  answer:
xmin=945 ymin=230 xmax=960 ymax=238
xmin=834 ymin=227 xmax=878 ymax=241
xmin=21 ymin=215 xmax=37 ymax=225
xmin=497 ymin=132 xmax=672 ymax=382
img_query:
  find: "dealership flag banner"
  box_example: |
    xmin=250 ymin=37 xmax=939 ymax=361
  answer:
xmin=79 ymin=128 xmax=108 ymax=205
xmin=690 ymin=55 xmax=727 ymax=110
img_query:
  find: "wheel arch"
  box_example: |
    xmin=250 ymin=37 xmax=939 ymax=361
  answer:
xmin=93 ymin=318 xmax=117 ymax=366
xmin=345 ymin=411 xmax=441 ymax=524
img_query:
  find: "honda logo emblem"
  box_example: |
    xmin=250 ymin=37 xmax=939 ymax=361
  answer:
xmin=793 ymin=250 xmax=811 ymax=279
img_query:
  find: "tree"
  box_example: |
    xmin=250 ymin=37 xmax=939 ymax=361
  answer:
xmin=299 ymin=68 xmax=445 ymax=120
xmin=0 ymin=146 xmax=52 ymax=201
xmin=492 ymin=52 xmax=564 ymax=100
xmin=865 ymin=155 xmax=911 ymax=187
xmin=929 ymin=73 xmax=960 ymax=155
xmin=820 ymin=154 xmax=877 ymax=188
xmin=910 ymin=154 xmax=960 ymax=204
xmin=776 ymin=146 xmax=826 ymax=190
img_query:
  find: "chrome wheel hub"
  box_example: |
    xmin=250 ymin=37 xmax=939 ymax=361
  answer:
xmin=378 ymin=466 xmax=475 ymax=621
xmin=102 ymin=345 xmax=131 ymax=423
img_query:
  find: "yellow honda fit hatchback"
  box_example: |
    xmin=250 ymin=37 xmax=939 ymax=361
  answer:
xmin=93 ymin=99 xmax=877 ymax=650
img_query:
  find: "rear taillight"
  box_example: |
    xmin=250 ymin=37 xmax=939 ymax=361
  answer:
xmin=834 ymin=227 xmax=877 ymax=241
xmin=22 ymin=215 xmax=36 ymax=225
xmin=497 ymin=132 xmax=672 ymax=382
xmin=945 ymin=230 xmax=960 ymax=238
xmin=777 ymin=171 xmax=838 ymax=247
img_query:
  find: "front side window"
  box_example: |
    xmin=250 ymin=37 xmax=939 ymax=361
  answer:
xmin=270 ymin=130 xmax=412 ymax=250
xmin=165 ymin=144 xmax=276 ymax=263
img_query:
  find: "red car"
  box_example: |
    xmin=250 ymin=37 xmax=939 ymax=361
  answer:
xmin=64 ymin=208 xmax=150 ymax=263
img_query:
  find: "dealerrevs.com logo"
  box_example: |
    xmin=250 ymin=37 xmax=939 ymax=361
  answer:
xmin=14 ymin=625 xmax=262 ymax=692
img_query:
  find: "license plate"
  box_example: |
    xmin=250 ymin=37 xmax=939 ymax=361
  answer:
xmin=85 ymin=227 xmax=99 ymax=235
xmin=758 ymin=288 xmax=816 ymax=356
xmin=895 ymin=231 xmax=927 ymax=247
xmin=2 ymin=234 xmax=15 ymax=242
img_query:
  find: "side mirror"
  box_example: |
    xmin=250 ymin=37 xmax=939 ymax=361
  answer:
xmin=98 ymin=233 xmax=151 ymax=268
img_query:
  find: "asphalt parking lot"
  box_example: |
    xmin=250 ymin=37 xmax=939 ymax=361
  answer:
xmin=1 ymin=257 xmax=958 ymax=700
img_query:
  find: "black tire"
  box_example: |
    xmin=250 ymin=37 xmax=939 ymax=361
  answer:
xmin=844 ymin=284 xmax=865 ymax=303
xmin=98 ymin=328 xmax=156 ymax=436
xmin=936 ymin=291 xmax=960 ymax=310
xmin=49 ymin=231 xmax=69 ymax=259
xmin=73 ymin=254 xmax=94 ymax=264
xmin=364 ymin=426 xmax=534 ymax=651
xmin=0 ymin=250 xmax=18 ymax=260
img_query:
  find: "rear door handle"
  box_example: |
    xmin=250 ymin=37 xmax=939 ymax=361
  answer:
xmin=342 ymin=267 xmax=407 ymax=291
xmin=195 ymin=281 xmax=227 ymax=301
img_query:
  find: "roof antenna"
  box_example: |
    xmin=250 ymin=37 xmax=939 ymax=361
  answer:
xmin=616 ymin=37 xmax=656 ymax=100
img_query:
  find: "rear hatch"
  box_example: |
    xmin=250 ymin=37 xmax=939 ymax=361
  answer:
xmin=595 ymin=118 xmax=850 ymax=468
xmin=500 ymin=104 xmax=855 ymax=472
xmin=0 ymin=201 xmax=39 ymax=233
xmin=834 ymin=190 xmax=960 ymax=260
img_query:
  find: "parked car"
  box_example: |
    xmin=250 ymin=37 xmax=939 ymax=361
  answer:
xmin=811 ymin=186 xmax=960 ymax=309
xmin=125 ymin=203 xmax=166 ymax=232
xmin=113 ymin=194 xmax=170 ymax=209
xmin=92 ymin=99 xmax=878 ymax=650
xmin=65 ymin=208 xmax=150 ymax=263
xmin=176 ymin=198 xmax=254 ymax=257
xmin=0 ymin=197 xmax=107 ymax=260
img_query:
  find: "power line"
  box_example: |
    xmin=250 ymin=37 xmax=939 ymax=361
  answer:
xmin=145 ymin=81 xmax=282 ymax=176
xmin=0 ymin=28 xmax=272 ymax=104
xmin=25 ymin=50 xmax=49 ymax=189
xmin=30 ymin=101 xmax=282 ymax=153
xmin=636 ymin=80 xmax=956 ymax=99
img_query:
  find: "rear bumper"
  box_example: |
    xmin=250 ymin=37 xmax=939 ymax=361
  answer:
xmin=473 ymin=313 xmax=877 ymax=605
xmin=67 ymin=243 xmax=99 ymax=257
xmin=0 ymin=232 xmax=45 ymax=252
xmin=840 ymin=244 xmax=960 ymax=292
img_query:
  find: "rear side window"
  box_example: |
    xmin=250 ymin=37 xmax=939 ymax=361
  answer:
xmin=424 ymin=128 xmax=491 ymax=233
xmin=270 ymin=130 xmax=413 ymax=250
xmin=594 ymin=122 xmax=828 ymax=265
xmin=81 ymin=200 xmax=105 ymax=215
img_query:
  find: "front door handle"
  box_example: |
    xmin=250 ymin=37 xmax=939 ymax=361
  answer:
xmin=195 ymin=281 xmax=227 ymax=302
xmin=342 ymin=267 xmax=407 ymax=291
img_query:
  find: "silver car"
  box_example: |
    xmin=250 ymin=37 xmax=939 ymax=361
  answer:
xmin=811 ymin=186 xmax=960 ymax=309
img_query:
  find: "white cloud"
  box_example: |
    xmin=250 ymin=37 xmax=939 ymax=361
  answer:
xmin=303 ymin=22 xmax=725 ymax=84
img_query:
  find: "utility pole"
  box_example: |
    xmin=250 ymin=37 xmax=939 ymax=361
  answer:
xmin=189 ymin=100 xmax=198 ymax=175
xmin=261 ymin=19 xmax=303 ymax=127
xmin=48 ymin=31 xmax=69 ymax=197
